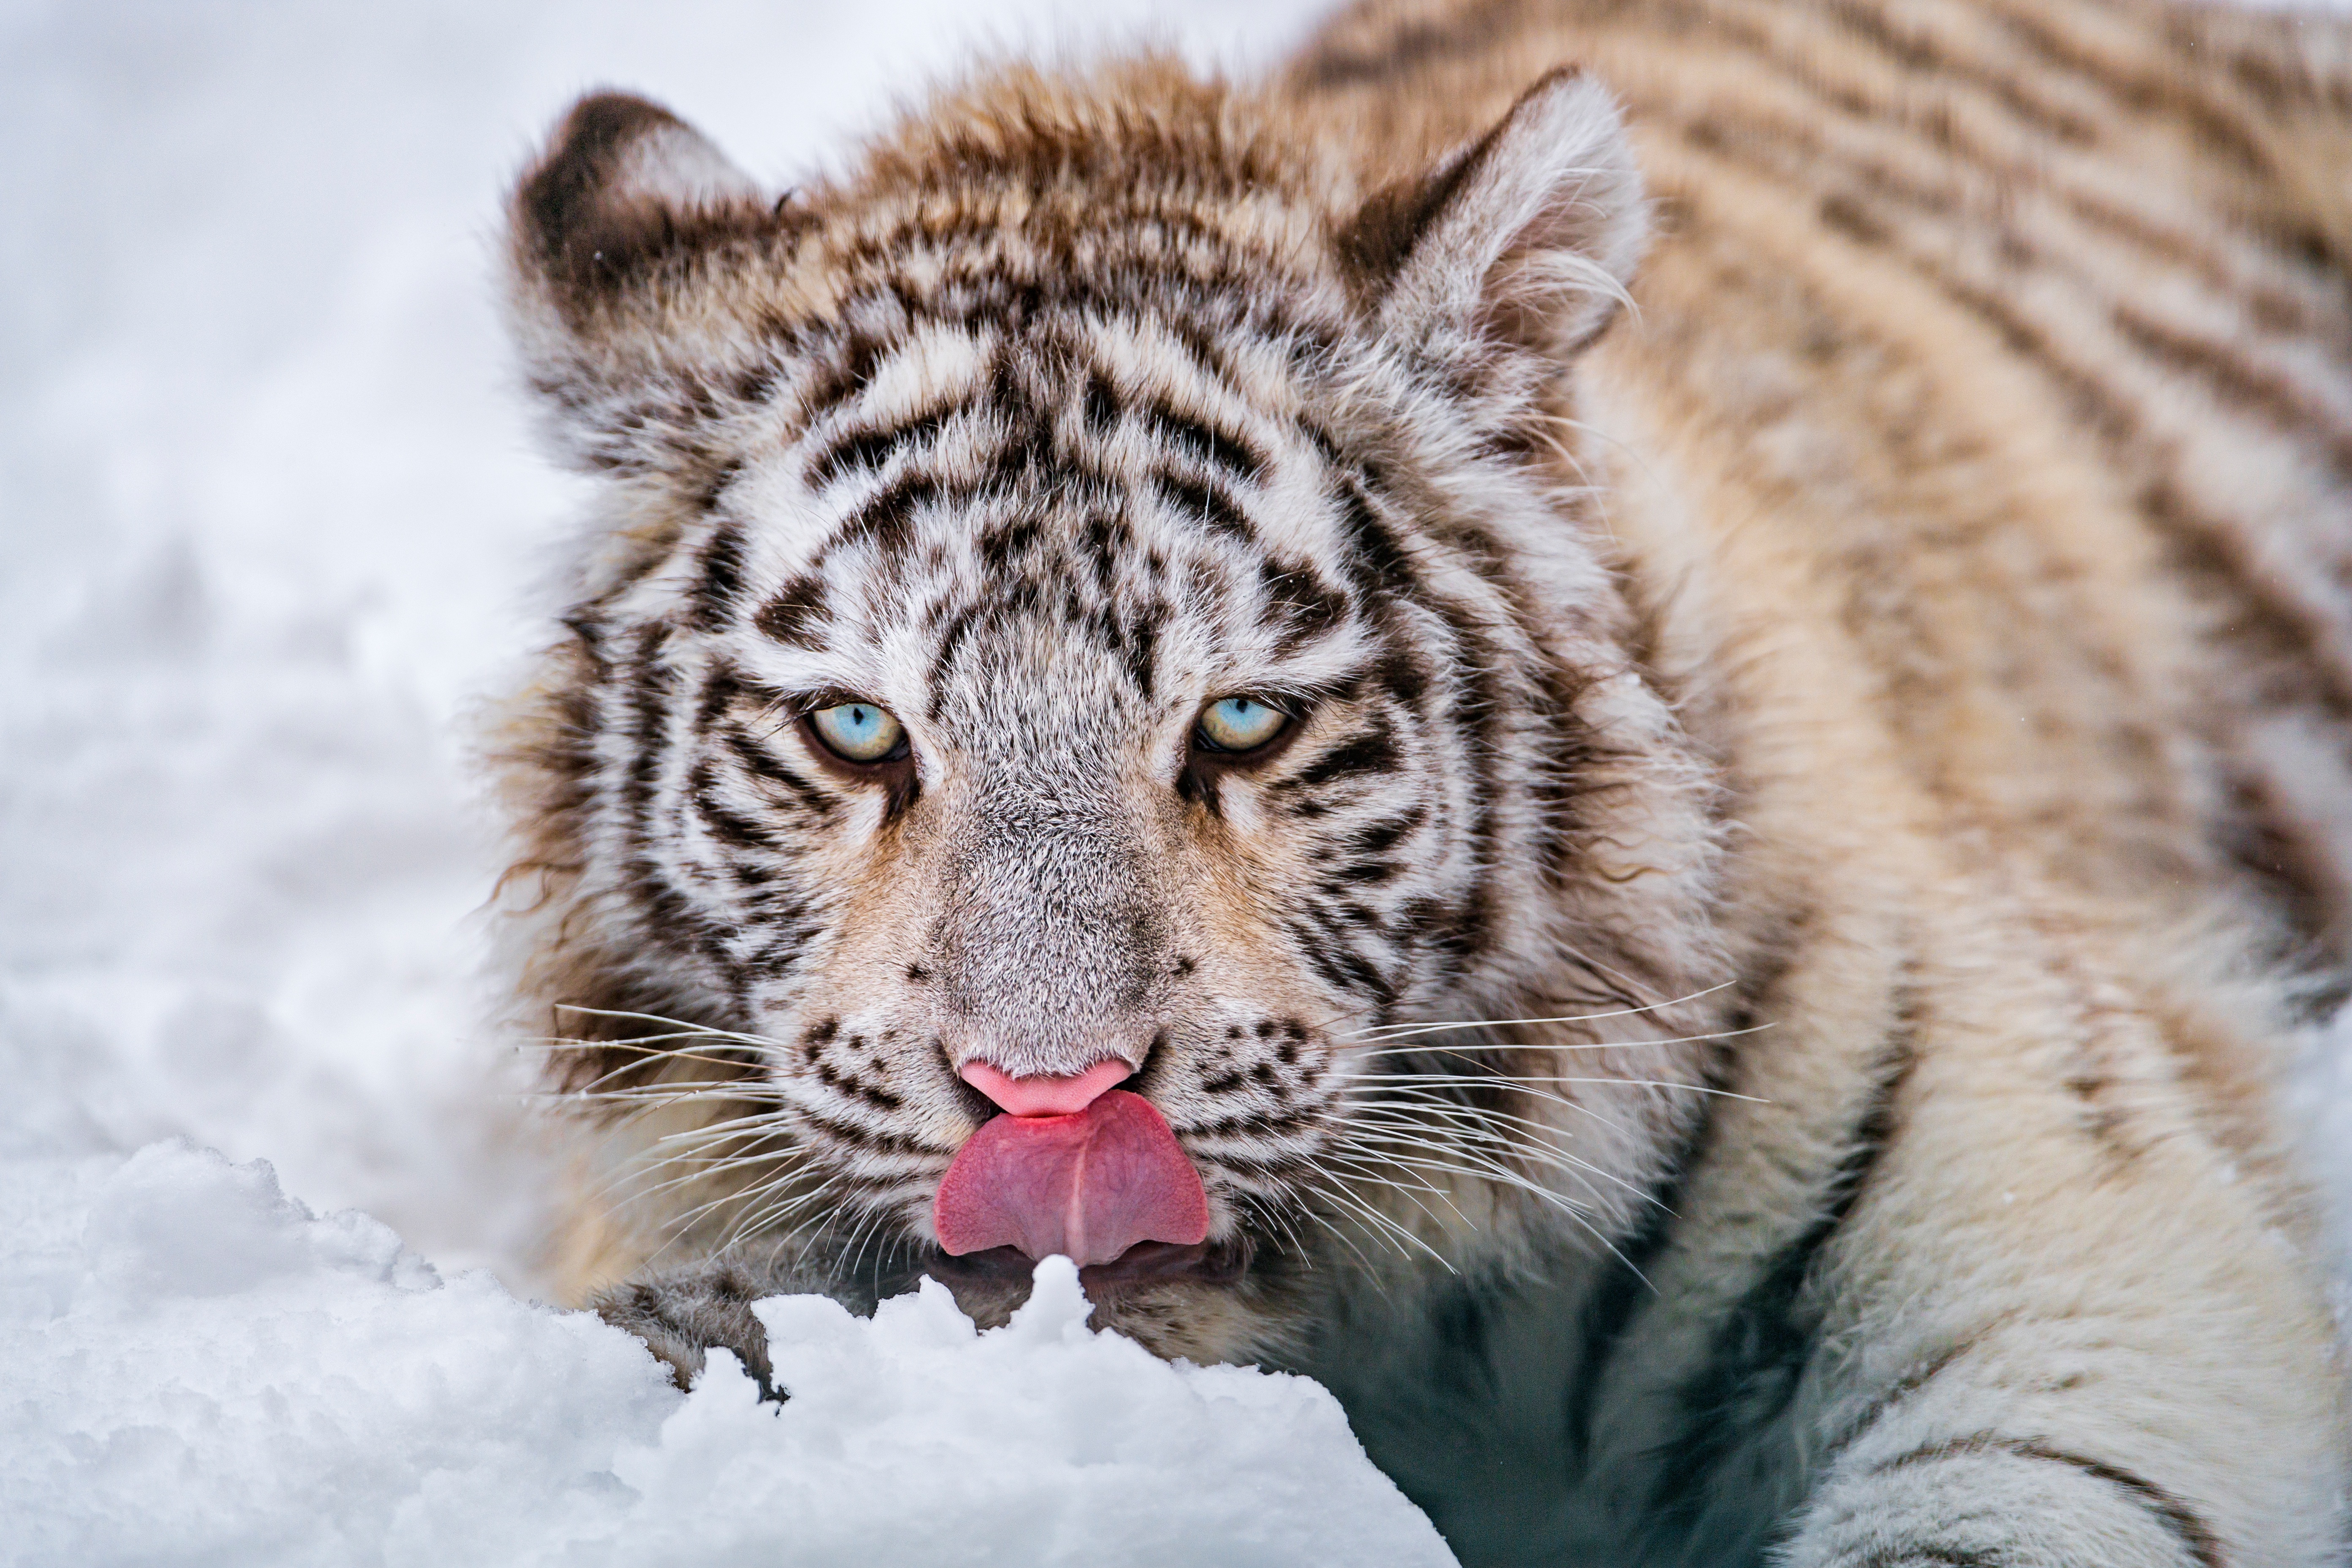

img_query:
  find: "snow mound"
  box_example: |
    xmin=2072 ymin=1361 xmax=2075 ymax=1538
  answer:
xmin=2 ymin=1141 xmax=1456 ymax=1568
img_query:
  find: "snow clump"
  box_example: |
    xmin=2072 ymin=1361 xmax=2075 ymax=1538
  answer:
xmin=3 ymin=1140 xmax=1457 ymax=1568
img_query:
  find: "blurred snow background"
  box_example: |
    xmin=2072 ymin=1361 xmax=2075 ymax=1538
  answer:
xmin=5 ymin=1 xmax=2352 ymax=1563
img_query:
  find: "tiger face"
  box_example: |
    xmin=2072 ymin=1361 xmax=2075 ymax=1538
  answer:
xmin=500 ymin=65 xmax=1725 ymax=1358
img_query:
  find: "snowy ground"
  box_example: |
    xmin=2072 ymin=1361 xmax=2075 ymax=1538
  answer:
xmin=5 ymin=2 xmax=2351 ymax=1563
xmin=4 ymin=1143 xmax=1448 ymax=1567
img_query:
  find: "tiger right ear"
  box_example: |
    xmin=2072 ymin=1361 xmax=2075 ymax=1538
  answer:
xmin=503 ymin=92 xmax=792 ymax=476
xmin=507 ymin=91 xmax=772 ymax=334
xmin=1340 ymin=69 xmax=1648 ymax=363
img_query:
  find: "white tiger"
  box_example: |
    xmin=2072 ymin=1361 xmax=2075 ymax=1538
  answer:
xmin=488 ymin=0 xmax=2352 ymax=1559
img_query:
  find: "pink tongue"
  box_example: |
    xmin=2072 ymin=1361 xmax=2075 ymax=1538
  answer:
xmin=933 ymin=1090 xmax=1209 ymax=1267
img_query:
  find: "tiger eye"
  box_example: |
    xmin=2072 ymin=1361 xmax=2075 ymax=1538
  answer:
xmin=809 ymin=701 xmax=906 ymax=763
xmin=1196 ymin=696 xmax=1288 ymax=753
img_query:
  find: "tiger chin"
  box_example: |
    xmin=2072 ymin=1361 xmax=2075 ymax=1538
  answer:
xmin=487 ymin=0 xmax=2352 ymax=1560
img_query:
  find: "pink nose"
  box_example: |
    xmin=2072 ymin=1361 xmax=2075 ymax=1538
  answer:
xmin=960 ymin=1058 xmax=1134 ymax=1118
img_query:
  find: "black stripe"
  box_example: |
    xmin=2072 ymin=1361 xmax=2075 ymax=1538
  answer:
xmin=2108 ymin=300 xmax=2352 ymax=477
xmin=1371 ymin=648 xmax=1432 ymax=710
xmin=1813 ymin=0 xmax=2100 ymax=148
xmin=723 ymin=727 xmax=835 ymax=818
xmin=688 ymin=522 xmax=749 ymax=632
xmin=1276 ymin=724 xmax=1401 ymax=792
xmin=689 ymin=760 xmax=782 ymax=853
xmin=1341 ymin=811 xmax=1424 ymax=862
xmin=1691 ymin=117 xmax=2352 ymax=704
xmin=692 ymin=664 xmax=743 ymax=734
xmin=621 ymin=854 xmax=695 ymax=963
xmin=803 ymin=404 xmax=956 ymax=489
xmin=1140 ymin=396 xmax=1266 ymax=485
xmin=1535 ymin=665 xmax=1615 ymax=892
xmin=1333 ymin=475 xmax=1419 ymax=598
xmin=558 ymin=611 xmax=609 ymax=678
xmin=692 ymin=457 xmax=744 ymax=516
xmin=619 ymin=625 xmax=676 ymax=844
xmin=925 ymin=602 xmax=988 ymax=706
xmin=1817 ymin=1338 xmax=1982 ymax=1467
xmin=830 ymin=473 xmax=942 ymax=557
xmin=1082 ymin=373 xmax=1119 ymax=433
xmin=1283 ymin=912 xmax=1399 ymax=1010
xmin=788 ymin=1105 xmax=939 ymax=1157
xmin=1870 ymin=1435 xmax=2223 ymax=1568
xmin=1683 ymin=72 xmax=2351 ymax=470
xmin=754 ymin=576 xmax=830 ymax=648
xmin=1437 ymin=629 xmax=1505 ymax=976
xmin=787 ymin=327 xmax=898 ymax=427
xmin=1124 ymin=599 xmax=1165 ymax=701
xmin=977 ymin=515 xmax=1044 ymax=569
xmin=1260 ymin=558 xmax=1352 ymax=653
xmin=1988 ymin=5 xmax=2274 ymax=182
xmin=1647 ymin=984 xmax=1924 ymax=1522
xmin=1081 ymin=512 xmax=1131 ymax=595
xmin=1154 ymin=471 xmax=1254 ymax=539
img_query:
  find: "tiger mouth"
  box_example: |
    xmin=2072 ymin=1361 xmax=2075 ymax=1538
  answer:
xmin=921 ymin=1236 xmax=1255 ymax=1293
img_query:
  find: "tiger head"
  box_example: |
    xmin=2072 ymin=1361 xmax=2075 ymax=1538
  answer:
xmin=496 ymin=60 xmax=1725 ymax=1361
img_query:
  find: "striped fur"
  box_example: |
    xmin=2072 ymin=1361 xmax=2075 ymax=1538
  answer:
xmin=490 ymin=7 xmax=2352 ymax=1562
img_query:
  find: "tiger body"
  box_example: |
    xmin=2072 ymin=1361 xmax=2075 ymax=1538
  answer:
xmin=493 ymin=0 xmax=2352 ymax=1560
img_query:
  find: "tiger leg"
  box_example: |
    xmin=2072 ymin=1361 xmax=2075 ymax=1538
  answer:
xmin=1767 ymin=956 xmax=2344 ymax=1564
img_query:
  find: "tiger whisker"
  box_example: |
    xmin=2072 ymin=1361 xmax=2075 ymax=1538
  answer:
xmin=551 ymin=1004 xmax=789 ymax=1052
xmin=1313 ymin=1149 xmax=1476 ymax=1234
xmin=1329 ymin=1115 xmax=1646 ymax=1205
xmin=641 ymin=1109 xmax=797 ymax=1150
xmin=1338 ymin=1141 xmax=1602 ymax=1220
xmin=525 ymin=1031 xmax=767 ymax=1057
xmin=1338 ymin=981 xmax=1736 ymax=1042
xmin=1339 ymin=1081 xmax=1649 ymax=1150
xmin=1284 ymin=1184 xmax=1384 ymax=1275
xmin=1342 ymin=1023 xmax=1772 ymax=1059
xmin=1300 ymin=1171 xmax=1456 ymax=1271
xmin=1360 ymin=1072 xmax=1766 ymax=1102
xmin=553 ymin=1083 xmax=780 ymax=1109
xmin=721 ymin=1178 xmax=845 ymax=1254
xmin=699 ymin=1176 xmax=838 ymax=1258
xmin=1337 ymin=1095 xmax=1590 ymax=1152
xmin=593 ymin=1141 xmax=796 ymax=1227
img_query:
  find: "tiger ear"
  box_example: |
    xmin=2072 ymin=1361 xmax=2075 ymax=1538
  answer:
xmin=508 ymin=91 xmax=771 ymax=332
xmin=503 ymin=92 xmax=787 ymax=474
xmin=1340 ymin=69 xmax=1647 ymax=362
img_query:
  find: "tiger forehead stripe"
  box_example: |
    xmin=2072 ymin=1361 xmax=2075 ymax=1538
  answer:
xmin=800 ymin=333 xmax=994 ymax=490
xmin=857 ymin=321 xmax=992 ymax=424
xmin=1086 ymin=313 xmax=1276 ymax=471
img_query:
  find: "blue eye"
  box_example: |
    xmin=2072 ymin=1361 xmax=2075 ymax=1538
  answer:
xmin=809 ymin=701 xmax=906 ymax=763
xmin=1196 ymin=695 xmax=1288 ymax=753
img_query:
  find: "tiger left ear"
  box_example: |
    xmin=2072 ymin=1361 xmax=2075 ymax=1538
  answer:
xmin=1340 ymin=69 xmax=1648 ymax=361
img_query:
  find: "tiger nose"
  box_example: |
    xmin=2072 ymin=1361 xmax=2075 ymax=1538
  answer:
xmin=960 ymin=1058 xmax=1134 ymax=1118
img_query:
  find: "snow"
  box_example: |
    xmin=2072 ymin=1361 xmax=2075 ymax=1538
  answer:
xmin=5 ymin=1141 xmax=1451 ymax=1568
xmin=4 ymin=0 xmax=2349 ymax=1563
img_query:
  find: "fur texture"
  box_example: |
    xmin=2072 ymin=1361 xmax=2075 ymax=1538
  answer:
xmin=490 ymin=3 xmax=2352 ymax=1561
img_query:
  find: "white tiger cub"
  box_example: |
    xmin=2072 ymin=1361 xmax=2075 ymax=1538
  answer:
xmin=490 ymin=0 xmax=2352 ymax=1560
